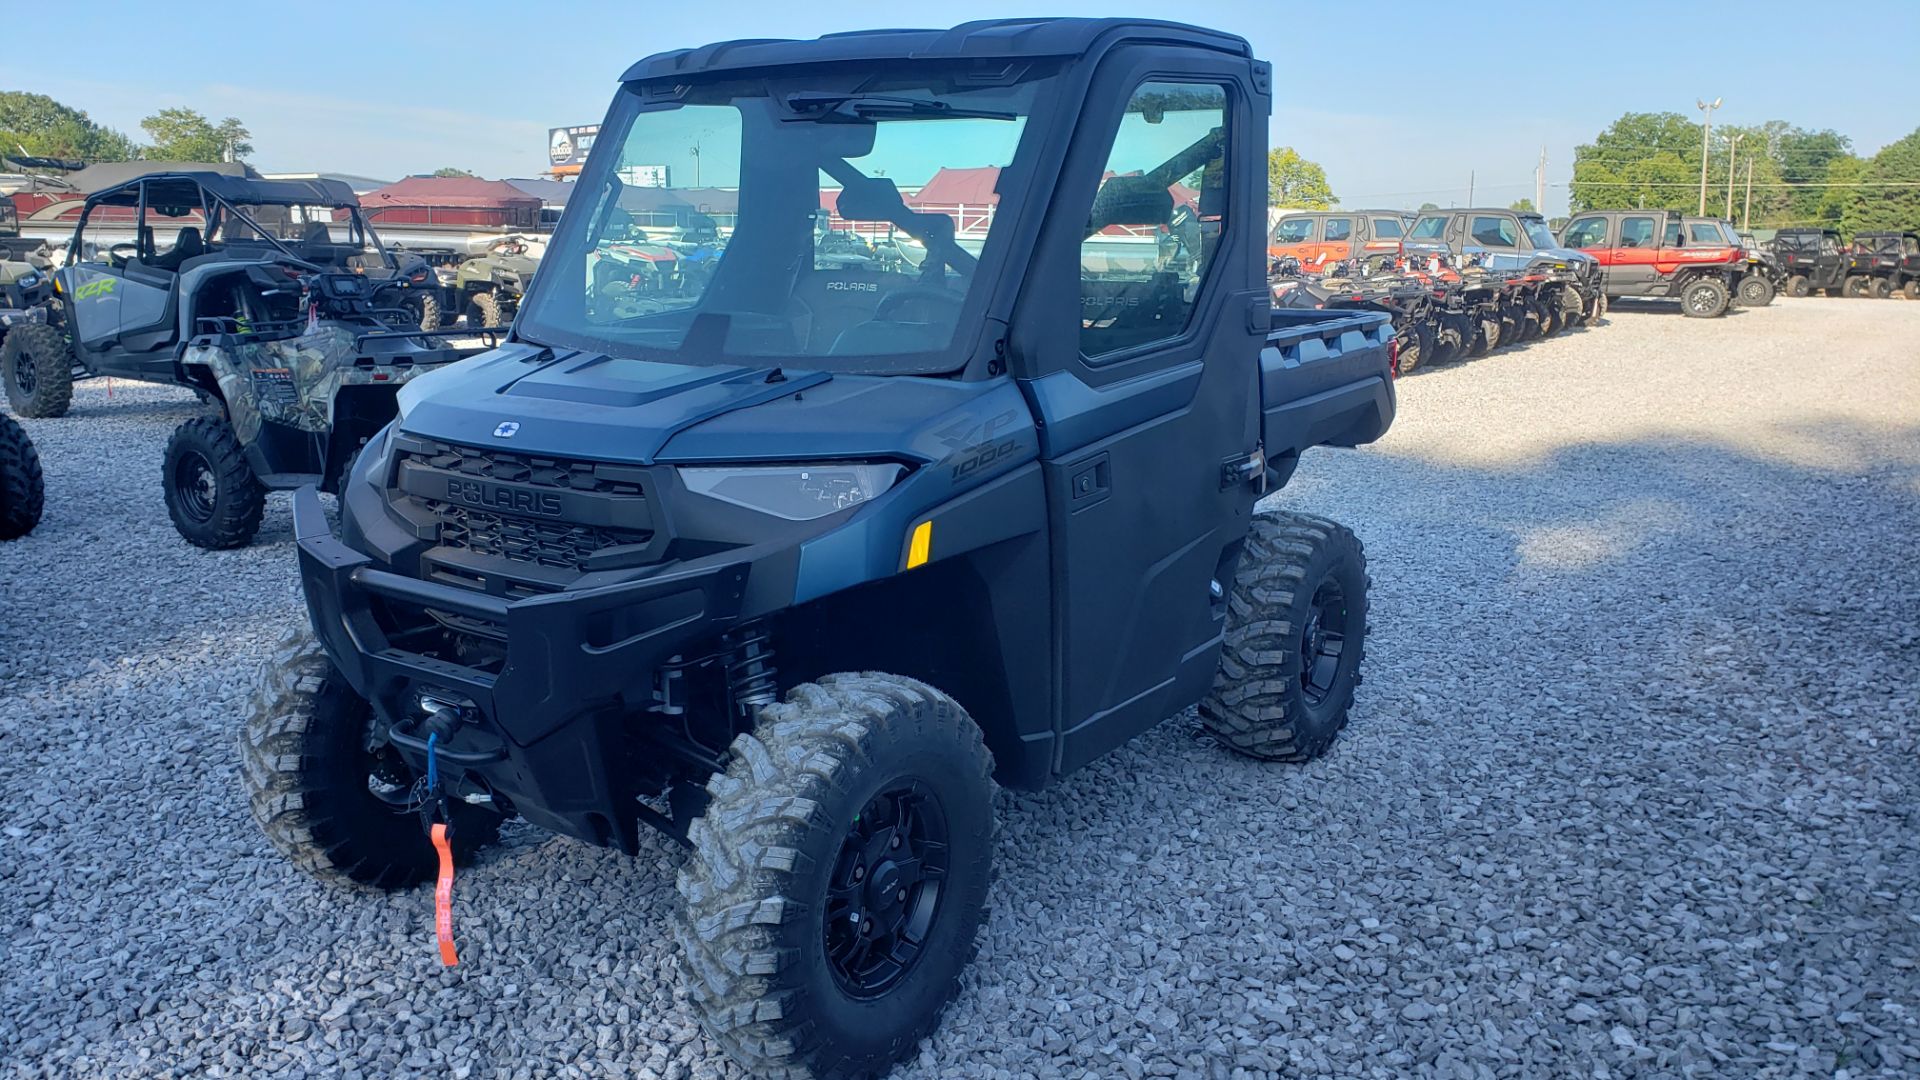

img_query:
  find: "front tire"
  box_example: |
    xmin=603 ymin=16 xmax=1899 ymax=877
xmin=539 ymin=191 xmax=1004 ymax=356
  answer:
xmin=1903 ymin=280 xmax=1920 ymax=301
xmin=1736 ymin=274 xmax=1776 ymax=307
xmin=163 ymin=415 xmax=265 ymax=549
xmin=240 ymin=627 xmax=500 ymax=889
xmin=1843 ymin=275 xmax=1869 ymax=298
xmin=1786 ymin=274 xmax=1810 ymax=298
xmin=1199 ymin=511 xmax=1370 ymax=762
xmin=1 ymin=323 xmax=74 ymax=419
xmin=677 ymin=673 xmax=995 ymax=1079
xmin=1681 ymin=277 xmax=1730 ymax=318
xmin=399 ymin=289 xmax=442 ymax=331
xmin=464 ymin=290 xmax=504 ymax=329
xmin=1869 ymin=277 xmax=1893 ymax=299
xmin=0 ymin=412 xmax=44 ymax=540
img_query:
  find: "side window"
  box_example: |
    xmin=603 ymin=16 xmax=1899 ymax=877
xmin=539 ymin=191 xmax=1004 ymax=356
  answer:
xmin=1687 ymin=223 xmax=1721 ymax=245
xmin=1617 ymin=217 xmax=1654 ymax=247
xmin=1469 ymin=216 xmax=1517 ymax=248
xmin=1563 ymin=217 xmax=1609 ymax=248
xmin=1080 ymin=81 xmax=1229 ymax=358
xmin=1323 ymin=217 xmax=1353 ymax=242
xmin=1272 ymin=217 xmax=1313 ymax=243
xmin=1662 ymin=221 xmax=1682 ymax=247
xmin=1371 ymin=216 xmax=1404 ymax=239
xmin=1906 ymin=237 xmax=1918 ymax=255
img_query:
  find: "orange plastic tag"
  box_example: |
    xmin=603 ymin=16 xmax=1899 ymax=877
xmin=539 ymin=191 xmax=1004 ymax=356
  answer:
xmin=430 ymin=823 xmax=458 ymax=967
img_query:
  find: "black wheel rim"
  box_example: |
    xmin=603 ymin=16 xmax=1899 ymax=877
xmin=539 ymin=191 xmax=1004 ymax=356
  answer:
xmin=1299 ymin=579 xmax=1348 ymax=706
xmin=12 ymin=346 xmax=34 ymax=395
xmin=171 ymin=449 xmax=218 ymax=522
xmin=823 ymin=780 xmax=949 ymax=998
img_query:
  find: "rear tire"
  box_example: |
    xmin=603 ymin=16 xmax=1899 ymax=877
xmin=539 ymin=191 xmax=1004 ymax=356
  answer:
xmin=240 ymin=627 xmax=501 ymax=889
xmin=0 ymin=412 xmax=44 ymax=540
xmin=1786 ymin=274 xmax=1810 ymax=298
xmin=1468 ymin=317 xmax=1498 ymax=356
xmin=163 ymin=415 xmax=265 ymax=549
xmin=1 ymin=323 xmax=74 ymax=419
xmin=677 ymin=673 xmax=995 ymax=1079
xmin=1843 ymin=275 xmax=1869 ymax=298
xmin=1199 ymin=510 xmax=1370 ymax=762
xmin=1736 ymin=274 xmax=1776 ymax=307
xmin=1681 ymin=277 xmax=1730 ymax=318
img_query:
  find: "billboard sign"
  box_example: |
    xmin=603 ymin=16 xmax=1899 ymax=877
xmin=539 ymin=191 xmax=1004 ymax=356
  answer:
xmin=548 ymin=125 xmax=600 ymax=169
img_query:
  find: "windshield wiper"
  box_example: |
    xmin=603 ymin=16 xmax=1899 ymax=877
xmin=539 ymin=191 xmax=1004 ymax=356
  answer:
xmin=785 ymin=92 xmax=1015 ymax=122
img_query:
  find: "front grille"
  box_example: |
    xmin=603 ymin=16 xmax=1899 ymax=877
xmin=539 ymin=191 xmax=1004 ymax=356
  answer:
xmin=407 ymin=439 xmax=645 ymax=496
xmin=425 ymin=499 xmax=649 ymax=573
xmin=392 ymin=438 xmax=658 ymax=589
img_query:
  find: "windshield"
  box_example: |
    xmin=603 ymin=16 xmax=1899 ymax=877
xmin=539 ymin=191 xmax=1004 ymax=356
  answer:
xmin=516 ymin=65 xmax=1060 ymax=374
xmin=213 ymin=202 xmax=396 ymax=270
xmin=1409 ymin=215 xmax=1448 ymax=240
xmin=1520 ymin=217 xmax=1556 ymax=249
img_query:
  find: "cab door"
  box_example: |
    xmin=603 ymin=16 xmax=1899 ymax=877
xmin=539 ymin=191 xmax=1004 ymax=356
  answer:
xmin=1014 ymin=52 xmax=1266 ymax=776
xmin=1318 ymin=215 xmax=1355 ymax=264
xmin=1609 ymin=214 xmax=1662 ymax=294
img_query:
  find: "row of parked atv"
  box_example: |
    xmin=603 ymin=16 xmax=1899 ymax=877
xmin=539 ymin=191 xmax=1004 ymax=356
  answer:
xmin=1267 ymin=205 xmax=1920 ymax=332
xmin=1269 ymin=206 xmax=1607 ymax=375
xmin=1768 ymin=228 xmax=1920 ymax=300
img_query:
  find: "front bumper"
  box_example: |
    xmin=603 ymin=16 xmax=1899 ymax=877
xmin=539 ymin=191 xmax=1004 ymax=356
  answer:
xmin=293 ymin=487 xmax=750 ymax=850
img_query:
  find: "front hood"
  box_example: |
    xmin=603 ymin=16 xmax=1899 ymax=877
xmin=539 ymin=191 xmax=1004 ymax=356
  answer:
xmin=395 ymin=346 xmax=829 ymax=466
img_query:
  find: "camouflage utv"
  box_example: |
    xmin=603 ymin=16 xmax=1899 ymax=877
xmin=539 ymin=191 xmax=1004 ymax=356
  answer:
xmin=453 ymin=235 xmax=542 ymax=327
xmin=0 ymin=170 xmax=495 ymax=548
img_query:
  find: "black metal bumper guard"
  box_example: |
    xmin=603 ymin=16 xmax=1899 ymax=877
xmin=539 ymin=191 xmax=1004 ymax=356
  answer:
xmin=292 ymin=487 xmax=751 ymax=850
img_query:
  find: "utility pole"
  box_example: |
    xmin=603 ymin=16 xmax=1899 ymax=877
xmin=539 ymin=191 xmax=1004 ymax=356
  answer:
xmin=1535 ymin=147 xmax=1546 ymax=213
xmin=689 ymin=142 xmax=701 ymax=187
xmin=1696 ymin=97 xmax=1721 ymax=215
xmin=1468 ymin=170 xmax=1474 ymax=205
xmin=1743 ymin=159 xmax=1754 ymax=230
xmin=1726 ymin=132 xmax=1744 ymax=220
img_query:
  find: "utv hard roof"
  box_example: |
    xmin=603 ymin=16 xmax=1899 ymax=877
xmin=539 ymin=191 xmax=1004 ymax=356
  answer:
xmin=85 ymin=171 xmax=360 ymax=208
xmin=621 ymin=18 xmax=1250 ymax=83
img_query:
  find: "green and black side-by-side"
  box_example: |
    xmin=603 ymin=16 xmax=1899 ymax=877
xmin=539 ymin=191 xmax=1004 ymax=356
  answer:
xmin=243 ymin=19 xmax=1397 ymax=1077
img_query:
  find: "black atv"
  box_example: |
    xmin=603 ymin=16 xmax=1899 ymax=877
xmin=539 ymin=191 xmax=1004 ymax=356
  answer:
xmin=1770 ymin=228 xmax=1847 ymax=297
xmin=243 ymin=20 xmax=1399 ymax=1079
xmin=0 ymin=171 xmax=496 ymax=547
xmin=1844 ymin=231 xmax=1920 ymax=299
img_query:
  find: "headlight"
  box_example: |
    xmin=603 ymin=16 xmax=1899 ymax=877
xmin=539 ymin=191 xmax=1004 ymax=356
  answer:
xmin=680 ymin=463 xmax=904 ymax=520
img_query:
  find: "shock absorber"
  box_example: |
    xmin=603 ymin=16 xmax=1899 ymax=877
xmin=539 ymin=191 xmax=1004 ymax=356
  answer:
xmin=721 ymin=624 xmax=778 ymax=720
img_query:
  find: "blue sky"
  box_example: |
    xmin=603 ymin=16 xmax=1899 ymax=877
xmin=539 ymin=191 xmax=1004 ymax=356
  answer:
xmin=15 ymin=1 xmax=1917 ymax=215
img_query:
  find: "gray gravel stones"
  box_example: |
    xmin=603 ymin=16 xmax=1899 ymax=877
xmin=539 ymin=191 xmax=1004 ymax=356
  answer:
xmin=3 ymin=298 xmax=1918 ymax=1078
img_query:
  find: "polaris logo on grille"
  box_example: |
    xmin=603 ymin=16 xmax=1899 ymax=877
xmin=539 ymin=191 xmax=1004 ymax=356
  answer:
xmin=493 ymin=421 xmax=521 ymax=438
xmin=446 ymin=478 xmax=564 ymax=517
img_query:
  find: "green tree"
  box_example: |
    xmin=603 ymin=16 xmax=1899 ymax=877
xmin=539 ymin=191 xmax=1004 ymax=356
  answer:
xmin=1839 ymin=128 xmax=1920 ymax=233
xmin=1417 ymin=201 xmax=1440 ymax=211
xmin=0 ymin=91 xmax=138 ymax=162
xmin=1509 ymin=197 xmax=1536 ymax=213
xmin=1267 ymin=147 xmax=1337 ymax=209
xmin=431 ymin=167 xmax=476 ymax=178
xmin=140 ymin=108 xmax=252 ymax=162
xmin=1570 ymin=111 xmax=1702 ymax=213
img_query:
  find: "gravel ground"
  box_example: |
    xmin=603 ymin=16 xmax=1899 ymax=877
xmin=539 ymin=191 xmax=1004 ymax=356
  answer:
xmin=2 ymin=298 xmax=1917 ymax=1079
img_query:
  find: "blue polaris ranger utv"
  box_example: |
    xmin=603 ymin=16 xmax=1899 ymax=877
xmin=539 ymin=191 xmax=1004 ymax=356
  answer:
xmin=243 ymin=19 xmax=1396 ymax=1077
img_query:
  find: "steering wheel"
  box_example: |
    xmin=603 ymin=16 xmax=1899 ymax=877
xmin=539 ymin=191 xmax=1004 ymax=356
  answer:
xmin=874 ymin=286 xmax=964 ymax=323
xmin=109 ymin=242 xmax=139 ymax=268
